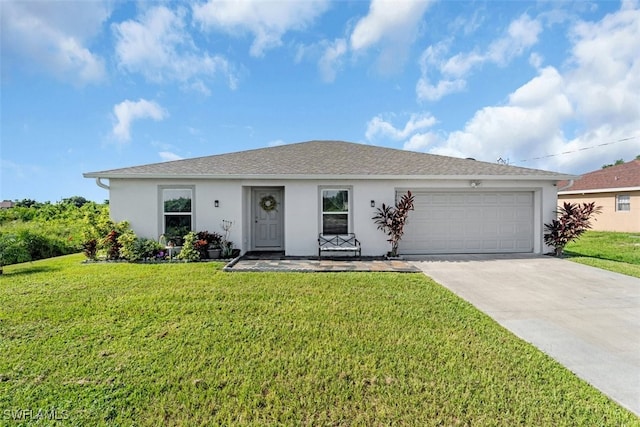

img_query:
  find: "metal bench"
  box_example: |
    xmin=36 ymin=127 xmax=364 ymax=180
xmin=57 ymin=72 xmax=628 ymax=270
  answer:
xmin=318 ymin=234 xmax=361 ymax=259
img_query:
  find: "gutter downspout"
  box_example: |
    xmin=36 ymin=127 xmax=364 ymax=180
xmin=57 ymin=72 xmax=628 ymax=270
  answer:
xmin=557 ymin=179 xmax=574 ymax=192
xmin=95 ymin=177 xmax=110 ymax=190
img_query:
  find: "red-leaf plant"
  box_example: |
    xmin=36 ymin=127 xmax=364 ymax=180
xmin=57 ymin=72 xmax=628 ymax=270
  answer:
xmin=372 ymin=191 xmax=415 ymax=258
xmin=544 ymin=202 xmax=602 ymax=257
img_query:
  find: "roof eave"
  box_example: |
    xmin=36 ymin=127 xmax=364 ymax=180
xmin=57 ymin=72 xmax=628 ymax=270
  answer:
xmin=559 ymin=186 xmax=640 ymax=195
xmin=84 ymin=172 xmax=574 ymax=181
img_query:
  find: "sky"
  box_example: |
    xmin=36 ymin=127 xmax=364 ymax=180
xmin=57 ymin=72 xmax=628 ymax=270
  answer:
xmin=1 ymin=0 xmax=639 ymax=203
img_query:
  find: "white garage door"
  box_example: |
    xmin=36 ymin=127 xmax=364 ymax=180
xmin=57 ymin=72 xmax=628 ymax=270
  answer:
xmin=400 ymin=191 xmax=534 ymax=254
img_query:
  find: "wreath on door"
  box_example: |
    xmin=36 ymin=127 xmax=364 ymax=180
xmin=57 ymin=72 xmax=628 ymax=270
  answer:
xmin=259 ymin=195 xmax=278 ymax=212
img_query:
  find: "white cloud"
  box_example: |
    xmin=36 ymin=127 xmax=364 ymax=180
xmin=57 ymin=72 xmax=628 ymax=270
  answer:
xmin=403 ymin=132 xmax=442 ymax=152
xmin=112 ymin=99 xmax=169 ymax=142
xmin=113 ymin=5 xmax=236 ymax=93
xmin=366 ymin=113 xmax=437 ymax=141
xmin=267 ymin=139 xmax=286 ymax=147
xmin=416 ymin=77 xmax=466 ymax=102
xmin=1 ymin=1 xmax=108 ymax=84
xmin=432 ymin=67 xmax=573 ymax=161
xmin=426 ymin=3 xmax=640 ymax=173
xmin=159 ymin=151 xmax=183 ymax=162
xmin=417 ymin=14 xmax=542 ymax=101
xmin=350 ymin=0 xmax=433 ymax=73
xmin=318 ymin=38 xmax=347 ymax=83
xmin=565 ymin=4 xmax=640 ymax=129
xmin=193 ymin=0 xmax=329 ymax=57
xmin=298 ymin=0 xmax=432 ymax=81
xmin=487 ymin=14 xmax=542 ymax=65
xmin=350 ymin=0 xmax=432 ymax=51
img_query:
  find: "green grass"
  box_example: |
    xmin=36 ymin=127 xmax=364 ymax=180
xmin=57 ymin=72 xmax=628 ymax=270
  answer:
xmin=564 ymin=231 xmax=640 ymax=278
xmin=1 ymin=255 xmax=637 ymax=425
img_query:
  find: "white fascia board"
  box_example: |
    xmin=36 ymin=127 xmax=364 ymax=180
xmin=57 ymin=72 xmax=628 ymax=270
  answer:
xmin=559 ymin=186 xmax=640 ymax=195
xmin=84 ymin=173 xmax=574 ymax=181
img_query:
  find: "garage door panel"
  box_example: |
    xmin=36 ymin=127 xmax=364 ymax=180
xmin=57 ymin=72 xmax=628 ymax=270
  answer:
xmin=400 ymin=191 xmax=534 ymax=254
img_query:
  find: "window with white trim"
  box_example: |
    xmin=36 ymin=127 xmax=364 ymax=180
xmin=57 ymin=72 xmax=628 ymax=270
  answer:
xmin=616 ymin=194 xmax=630 ymax=212
xmin=162 ymin=188 xmax=193 ymax=243
xmin=321 ymin=189 xmax=350 ymax=234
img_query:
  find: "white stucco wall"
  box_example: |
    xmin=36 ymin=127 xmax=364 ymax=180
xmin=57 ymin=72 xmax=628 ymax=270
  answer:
xmin=107 ymin=177 xmax=559 ymax=256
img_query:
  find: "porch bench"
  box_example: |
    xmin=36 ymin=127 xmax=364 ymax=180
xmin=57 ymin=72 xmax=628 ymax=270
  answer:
xmin=318 ymin=234 xmax=361 ymax=259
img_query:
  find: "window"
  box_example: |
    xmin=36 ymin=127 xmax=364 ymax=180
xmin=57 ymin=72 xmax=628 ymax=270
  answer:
xmin=162 ymin=188 xmax=193 ymax=244
xmin=617 ymin=194 xmax=630 ymax=212
xmin=322 ymin=189 xmax=350 ymax=234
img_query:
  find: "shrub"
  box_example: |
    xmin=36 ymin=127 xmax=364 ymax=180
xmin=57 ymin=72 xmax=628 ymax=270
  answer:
xmin=177 ymin=232 xmax=201 ymax=262
xmin=103 ymin=230 xmax=122 ymax=260
xmin=372 ymin=191 xmax=415 ymax=257
xmin=0 ymin=198 xmax=112 ymax=265
xmin=82 ymin=238 xmax=99 ymax=260
xmin=129 ymin=237 xmax=163 ymax=261
xmin=117 ymin=231 xmax=137 ymax=261
xmin=0 ymin=234 xmax=31 ymax=267
xmin=544 ymin=202 xmax=602 ymax=257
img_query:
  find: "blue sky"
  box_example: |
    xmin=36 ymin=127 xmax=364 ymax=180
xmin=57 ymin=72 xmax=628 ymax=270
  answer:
xmin=2 ymin=0 xmax=639 ymax=202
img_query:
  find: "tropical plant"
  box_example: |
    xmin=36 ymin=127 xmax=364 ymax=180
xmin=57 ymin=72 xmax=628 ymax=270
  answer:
xmin=197 ymin=230 xmax=222 ymax=248
xmin=114 ymin=229 xmax=166 ymax=262
xmin=195 ymin=230 xmax=222 ymax=258
xmin=220 ymin=220 xmax=235 ymax=258
xmin=82 ymin=238 xmax=99 ymax=261
xmin=372 ymin=191 xmax=415 ymax=257
xmin=177 ymin=231 xmax=201 ymax=262
xmin=117 ymin=230 xmax=138 ymax=261
xmin=544 ymin=202 xmax=602 ymax=257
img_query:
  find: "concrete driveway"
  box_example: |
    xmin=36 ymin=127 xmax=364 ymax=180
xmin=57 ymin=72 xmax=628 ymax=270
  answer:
xmin=410 ymin=254 xmax=640 ymax=416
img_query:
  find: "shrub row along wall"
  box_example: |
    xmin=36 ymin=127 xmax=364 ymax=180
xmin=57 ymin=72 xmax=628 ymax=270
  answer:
xmin=0 ymin=200 xmax=110 ymax=266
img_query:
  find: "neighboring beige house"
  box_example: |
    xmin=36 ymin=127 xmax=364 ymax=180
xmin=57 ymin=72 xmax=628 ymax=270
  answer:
xmin=84 ymin=140 xmax=573 ymax=256
xmin=558 ymin=160 xmax=640 ymax=232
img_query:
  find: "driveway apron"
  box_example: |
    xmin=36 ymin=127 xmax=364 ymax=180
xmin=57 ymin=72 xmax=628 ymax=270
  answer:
xmin=410 ymin=254 xmax=640 ymax=416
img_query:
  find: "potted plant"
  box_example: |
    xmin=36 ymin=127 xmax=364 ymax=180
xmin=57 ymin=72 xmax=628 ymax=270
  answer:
xmin=372 ymin=191 xmax=415 ymax=259
xmin=197 ymin=231 xmax=222 ymax=259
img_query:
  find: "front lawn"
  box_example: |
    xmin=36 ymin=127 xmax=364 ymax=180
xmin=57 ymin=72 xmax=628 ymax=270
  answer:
xmin=564 ymin=231 xmax=640 ymax=278
xmin=1 ymin=255 xmax=636 ymax=425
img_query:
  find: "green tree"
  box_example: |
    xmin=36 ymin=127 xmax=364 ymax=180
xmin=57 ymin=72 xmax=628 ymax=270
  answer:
xmin=61 ymin=196 xmax=89 ymax=208
xmin=602 ymin=158 xmax=625 ymax=168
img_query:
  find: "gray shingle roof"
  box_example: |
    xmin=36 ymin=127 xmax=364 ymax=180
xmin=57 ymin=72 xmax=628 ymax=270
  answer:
xmin=84 ymin=140 xmax=571 ymax=179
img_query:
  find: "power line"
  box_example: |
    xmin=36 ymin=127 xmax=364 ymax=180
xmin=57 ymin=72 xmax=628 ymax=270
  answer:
xmin=514 ymin=135 xmax=638 ymax=164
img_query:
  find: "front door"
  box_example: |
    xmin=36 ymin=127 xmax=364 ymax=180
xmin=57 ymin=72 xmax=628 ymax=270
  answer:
xmin=252 ymin=188 xmax=283 ymax=250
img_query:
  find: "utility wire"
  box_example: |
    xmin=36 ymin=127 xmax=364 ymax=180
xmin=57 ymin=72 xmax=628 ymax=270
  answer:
xmin=514 ymin=135 xmax=638 ymax=164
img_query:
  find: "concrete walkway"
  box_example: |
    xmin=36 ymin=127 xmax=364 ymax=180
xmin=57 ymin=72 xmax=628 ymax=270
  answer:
xmin=409 ymin=254 xmax=640 ymax=416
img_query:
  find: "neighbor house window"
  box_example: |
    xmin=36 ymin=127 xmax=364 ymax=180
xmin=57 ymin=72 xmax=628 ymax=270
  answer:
xmin=162 ymin=188 xmax=193 ymax=244
xmin=617 ymin=194 xmax=630 ymax=211
xmin=322 ymin=189 xmax=350 ymax=234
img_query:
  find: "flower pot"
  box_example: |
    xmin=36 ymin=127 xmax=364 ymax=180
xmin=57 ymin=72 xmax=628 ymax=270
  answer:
xmin=207 ymin=248 xmax=221 ymax=259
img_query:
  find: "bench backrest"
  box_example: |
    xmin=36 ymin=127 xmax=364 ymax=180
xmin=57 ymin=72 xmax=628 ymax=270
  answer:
xmin=319 ymin=234 xmax=358 ymax=248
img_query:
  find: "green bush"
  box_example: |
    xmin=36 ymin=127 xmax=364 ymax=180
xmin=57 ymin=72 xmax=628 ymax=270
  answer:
xmin=0 ymin=229 xmax=78 ymax=266
xmin=0 ymin=199 xmax=111 ymax=266
xmin=0 ymin=234 xmax=31 ymax=266
xmin=177 ymin=231 xmax=201 ymax=262
xmin=118 ymin=231 xmax=163 ymax=261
